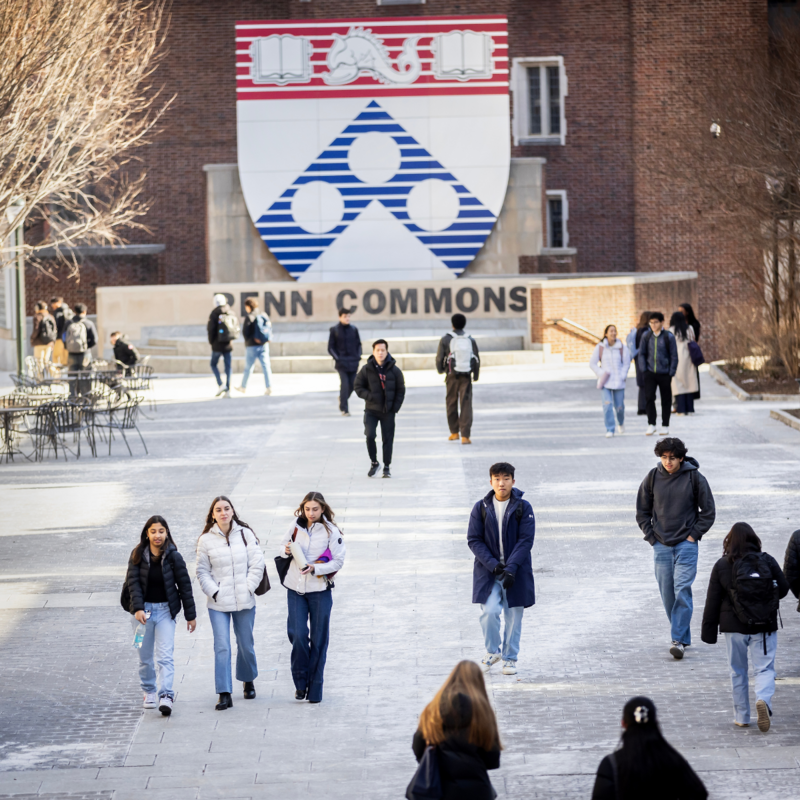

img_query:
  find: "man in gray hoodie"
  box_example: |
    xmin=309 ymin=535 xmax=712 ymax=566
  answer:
xmin=636 ymin=437 xmax=716 ymax=660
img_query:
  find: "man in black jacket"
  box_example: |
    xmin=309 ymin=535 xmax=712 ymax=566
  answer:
xmin=436 ymin=313 xmax=480 ymax=444
xmin=637 ymin=311 xmax=678 ymax=436
xmin=635 ymin=437 xmax=715 ymax=660
xmin=207 ymin=293 xmax=236 ymax=398
xmin=111 ymin=331 xmax=140 ymax=375
xmin=328 ymin=307 xmax=362 ymax=416
xmin=354 ymin=339 xmax=405 ymax=478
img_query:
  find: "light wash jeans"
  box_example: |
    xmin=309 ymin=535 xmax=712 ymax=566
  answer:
xmin=601 ymin=387 xmax=625 ymax=433
xmin=653 ymin=539 xmax=698 ymax=645
xmin=131 ymin=602 xmax=175 ymax=699
xmin=479 ymin=579 xmax=524 ymax=661
xmin=725 ymin=631 xmax=777 ymax=725
xmin=242 ymin=344 xmax=272 ymax=390
xmin=208 ymin=606 xmax=258 ymax=694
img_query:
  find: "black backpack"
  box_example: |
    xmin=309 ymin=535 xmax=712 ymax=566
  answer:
xmin=729 ymin=552 xmax=780 ymax=631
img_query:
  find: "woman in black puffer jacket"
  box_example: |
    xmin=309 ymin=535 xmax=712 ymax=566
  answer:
xmin=124 ymin=515 xmax=196 ymax=717
xmin=408 ymin=661 xmax=501 ymax=800
xmin=783 ymin=529 xmax=800 ymax=608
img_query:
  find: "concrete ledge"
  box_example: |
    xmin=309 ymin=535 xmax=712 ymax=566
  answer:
xmin=709 ymin=363 xmax=799 ymax=402
xmin=771 ymin=408 xmax=800 ymax=433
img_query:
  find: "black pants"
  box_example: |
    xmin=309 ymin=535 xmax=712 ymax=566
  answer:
xmin=336 ymin=368 xmax=357 ymax=413
xmin=67 ymin=352 xmax=91 ymax=397
xmin=364 ymin=410 xmax=395 ymax=465
xmin=445 ymin=373 xmax=473 ymax=437
xmin=676 ymin=393 xmax=695 ymax=414
xmin=644 ymin=372 xmax=672 ymax=427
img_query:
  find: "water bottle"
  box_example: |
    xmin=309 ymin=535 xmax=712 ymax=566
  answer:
xmin=133 ymin=621 xmax=146 ymax=649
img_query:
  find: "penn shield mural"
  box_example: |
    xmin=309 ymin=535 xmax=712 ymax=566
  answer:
xmin=235 ymin=15 xmax=510 ymax=282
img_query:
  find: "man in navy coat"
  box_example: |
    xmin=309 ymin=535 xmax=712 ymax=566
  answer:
xmin=467 ymin=461 xmax=536 ymax=675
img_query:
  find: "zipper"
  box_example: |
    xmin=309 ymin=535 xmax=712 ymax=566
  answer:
xmin=225 ymin=528 xmax=240 ymax=611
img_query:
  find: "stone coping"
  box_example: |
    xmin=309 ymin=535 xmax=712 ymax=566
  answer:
xmin=771 ymin=408 xmax=800 ymax=432
xmin=709 ymin=362 xmax=799 ymax=402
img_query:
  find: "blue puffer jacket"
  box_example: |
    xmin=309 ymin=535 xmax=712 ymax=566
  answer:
xmin=467 ymin=488 xmax=536 ymax=608
xmin=637 ymin=329 xmax=678 ymax=376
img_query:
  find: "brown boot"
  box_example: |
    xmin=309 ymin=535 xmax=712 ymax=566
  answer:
xmin=448 ymin=433 xmax=459 ymax=441
xmin=461 ymin=436 xmax=471 ymax=444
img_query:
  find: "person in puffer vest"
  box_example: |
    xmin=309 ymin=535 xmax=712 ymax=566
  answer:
xmin=196 ymin=495 xmax=265 ymax=711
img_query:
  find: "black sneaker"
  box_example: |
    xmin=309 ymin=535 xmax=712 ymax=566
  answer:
xmin=368 ymin=462 xmax=381 ymax=477
xmin=382 ymin=466 xmax=391 ymax=478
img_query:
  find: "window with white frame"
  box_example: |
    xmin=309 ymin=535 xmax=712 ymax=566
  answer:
xmin=511 ymin=57 xmax=567 ymax=146
xmin=546 ymin=191 xmax=568 ymax=248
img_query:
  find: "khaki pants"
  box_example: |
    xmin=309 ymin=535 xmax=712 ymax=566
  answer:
xmin=445 ymin=372 xmax=473 ymax=438
xmin=33 ymin=343 xmax=54 ymax=376
xmin=52 ymin=339 xmax=68 ymax=365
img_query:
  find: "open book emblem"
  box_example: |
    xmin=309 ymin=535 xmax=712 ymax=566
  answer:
xmin=249 ymin=34 xmax=312 ymax=85
xmin=432 ymin=30 xmax=494 ymax=81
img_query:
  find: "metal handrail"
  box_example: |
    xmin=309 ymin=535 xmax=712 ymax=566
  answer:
xmin=546 ymin=318 xmax=603 ymax=342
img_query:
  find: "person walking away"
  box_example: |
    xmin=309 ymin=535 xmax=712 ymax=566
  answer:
xmin=354 ymin=339 xmax=405 ymax=478
xmin=669 ymin=311 xmax=698 ymax=416
xmin=196 ymin=495 xmax=265 ymax=710
xmin=30 ymin=301 xmax=57 ymax=375
xmin=589 ymin=324 xmax=631 ymax=438
xmin=636 ymin=437 xmax=716 ymax=660
xmin=627 ymin=311 xmax=651 ymax=417
xmin=679 ymin=302 xmax=702 ymax=402
xmin=637 ymin=312 xmax=678 ymax=436
xmin=408 ymin=661 xmax=501 ymax=800
xmin=278 ymin=492 xmax=345 ymax=704
xmin=49 ymin=296 xmax=73 ymax=366
xmin=436 ymin=313 xmax=480 ymax=444
xmin=235 ymin=297 xmax=273 ymax=396
xmin=328 ymin=307 xmax=362 ymax=416
xmin=207 ymin=294 xmax=239 ymax=398
xmin=124 ymin=515 xmax=196 ymax=716
xmin=467 ymin=462 xmax=535 ymax=676
xmin=111 ymin=331 xmax=140 ymax=375
xmin=783 ymin=527 xmax=800 ymax=606
xmin=591 ymin=696 xmax=707 ymax=800
xmin=701 ymin=522 xmax=789 ymax=732
xmin=65 ymin=303 xmax=98 ymax=397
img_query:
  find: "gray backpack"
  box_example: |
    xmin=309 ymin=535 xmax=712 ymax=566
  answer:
xmin=65 ymin=320 xmax=88 ymax=353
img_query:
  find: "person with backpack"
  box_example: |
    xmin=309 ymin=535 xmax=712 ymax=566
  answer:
xmin=782 ymin=528 xmax=800 ymax=605
xmin=669 ymin=311 xmax=698 ymax=416
xmin=354 ymin=339 xmax=406 ymax=478
xmin=49 ymin=296 xmax=73 ymax=366
xmin=65 ymin=303 xmax=98 ymax=396
xmin=277 ymin=492 xmax=345 ymax=704
xmin=467 ymin=462 xmax=535 ymax=676
xmin=235 ymin=297 xmax=273 ymax=396
xmin=589 ymin=324 xmax=631 ymax=438
xmin=701 ymin=523 xmax=789 ymax=732
xmin=30 ymin=301 xmax=57 ymax=371
xmin=124 ymin=515 xmax=196 ymax=717
xmin=636 ymin=437 xmax=716 ymax=660
xmin=407 ymin=660 xmax=501 ymax=800
xmin=591 ymin=696 xmax=707 ymax=800
xmin=196 ymin=495 xmax=265 ymax=710
xmin=111 ymin=331 xmax=140 ymax=375
xmin=436 ymin=314 xmax=480 ymax=444
xmin=637 ymin=311 xmax=678 ymax=436
xmin=207 ymin=293 xmax=240 ymax=398
xmin=328 ymin=307 xmax=362 ymax=416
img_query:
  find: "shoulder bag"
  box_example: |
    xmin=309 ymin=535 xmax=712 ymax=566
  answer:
xmin=405 ymin=745 xmax=442 ymax=800
xmin=241 ymin=530 xmax=270 ymax=595
xmin=275 ymin=527 xmax=298 ymax=587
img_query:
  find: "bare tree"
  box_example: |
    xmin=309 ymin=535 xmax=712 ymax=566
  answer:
xmin=0 ymin=0 xmax=171 ymax=276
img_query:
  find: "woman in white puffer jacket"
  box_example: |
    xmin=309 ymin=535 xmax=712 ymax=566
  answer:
xmin=196 ymin=495 xmax=265 ymax=711
xmin=589 ymin=324 xmax=632 ymax=438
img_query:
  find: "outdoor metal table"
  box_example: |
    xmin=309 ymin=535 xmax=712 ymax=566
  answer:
xmin=0 ymin=406 xmax=37 ymax=463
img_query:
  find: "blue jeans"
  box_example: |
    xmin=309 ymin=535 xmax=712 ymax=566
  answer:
xmin=210 ymin=350 xmax=232 ymax=391
xmin=242 ymin=344 xmax=272 ymax=389
xmin=726 ymin=632 xmax=777 ymax=724
xmin=208 ymin=606 xmax=258 ymax=693
xmin=653 ymin=539 xmax=698 ymax=645
xmin=602 ymin=388 xmax=625 ymax=433
xmin=287 ymin=588 xmax=332 ymax=702
xmin=131 ymin=602 xmax=175 ymax=698
xmin=479 ymin=579 xmax=524 ymax=661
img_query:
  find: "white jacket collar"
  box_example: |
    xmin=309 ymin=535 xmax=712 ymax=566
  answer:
xmin=209 ymin=521 xmax=242 ymax=537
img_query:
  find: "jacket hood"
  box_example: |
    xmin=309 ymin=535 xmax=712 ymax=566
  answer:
xmin=602 ymin=338 xmax=623 ymax=349
xmin=367 ymin=353 xmax=396 ymax=370
xmin=656 ymin=455 xmax=699 ymax=476
xmin=141 ymin=540 xmax=177 ymax=564
xmin=483 ymin=486 xmax=525 ymax=504
xmin=206 ymin=521 xmax=244 ymax=538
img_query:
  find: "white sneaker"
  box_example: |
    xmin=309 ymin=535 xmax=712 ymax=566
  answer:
xmin=264 ymin=388 xmax=272 ymax=396
xmin=215 ymin=387 xmax=226 ymax=397
xmin=605 ymin=431 xmax=614 ymax=438
xmin=234 ymin=386 xmax=246 ymax=394
xmin=223 ymin=390 xmax=231 ymax=399
xmin=481 ymin=652 xmax=502 ymax=670
xmin=616 ymin=425 xmax=625 ymax=435
xmin=158 ymin=695 xmax=174 ymax=716
xmin=645 ymin=424 xmax=656 ymax=436
xmin=502 ymin=660 xmax=517 ymax=675
xmin=659 ymin=426 xmax=669 ymax=435
xmin=143 ymin=692 xmax=158 ymax=709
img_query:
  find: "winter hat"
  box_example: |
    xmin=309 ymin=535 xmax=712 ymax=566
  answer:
xmin=213 ymin=293 xmax=227 ymax=307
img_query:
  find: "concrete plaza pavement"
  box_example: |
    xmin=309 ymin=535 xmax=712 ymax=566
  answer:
xmin=0 ymin=363 xmax=799 ymax=799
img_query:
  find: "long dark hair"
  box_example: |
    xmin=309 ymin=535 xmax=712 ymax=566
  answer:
xmin=679 ymin=302 xmax=697 ymax=326
xmin=615 ymin=697 xmax=699 ymax=799
xmin=132 ymin=515 xmax=177 ymax=564
xmin=201 ymin=495 xmax=256 ymax=540
xmin=294 ymin=491 xmax=336 ymax=533
xmin=723 ymin=522 xmax=762 ymax=564
xmin=669 ymin=310 xmax=689 ymax=341
xmin=636 ymin=311 xmax=651 ymax=330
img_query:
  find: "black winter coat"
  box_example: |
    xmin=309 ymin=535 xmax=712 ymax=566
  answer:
xmin=125 ymin=543 xmax=197 ymax=621
xmin=354 ymin=354 xmax=406 ymax=414
xmin=113 ymin=337 xmax=140 ymax=367
xmin=592 ymin=751 xmax=707 ymax=800
xmin=207 ymin=306 xmax=233 ymax=353
xmin=701 ymin=547 xmax=789 ymax=643
xmin=783 ymin=529 xmax=800 ymax=610
xmin=328 ymin=322 xmax=362 ymax=372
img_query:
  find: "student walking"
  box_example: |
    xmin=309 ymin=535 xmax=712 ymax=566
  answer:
xmin=65 ymin=303 xmax=98 ymax=396
xmin=627 ymin=311 xmax=651 ymax=416
xmin=236 ymin=297 xmax=272 ymax=396
xmin=636 ymin=437 xmax=716 ymax=660
xmin=278 ymin=492 xmax=346 ymax=704
xmin=207 ymin=294 xmax=240 ymax=398
xmin=589 ymin=324 xmax=631 ymax=437
xmin=49 ymin=296 xmax=73 ymax=366
xmin=354 ymin=339 xmax=405 ymax=478
xmin=124 ymin=515 xmax=196 ymax=716
xmin=328 ymin=307 xmax=362 ymax=416
xmin=679 ymin=302 xmax=702 ymax=401
xmin=637 ymin=311 xmax=678 ymax=435
xmin=702 ymin=523 xmax=789 ymax=732
xmin=669 ymin=311 xmax=698 ymax=416
xmin=407 ymin=661 xmax=501 ymax=800
xmin=436 ymin=313 xmax=480 ymax=444
xmin=196 ymin=496 xmax=265 ymax=710
xmin=467 ymin=462 xmax=535 ymax=676
xmin=591 ymin=696 xmax=707 ymax=800
xmin=30 ymin=301 xmax=57 ymax=371
xmin=783 ymin=528 xmax=800 ymax=603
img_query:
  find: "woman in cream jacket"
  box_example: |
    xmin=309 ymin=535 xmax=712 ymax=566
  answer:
xmin=669 ymin=311 xmax=699 ymax=415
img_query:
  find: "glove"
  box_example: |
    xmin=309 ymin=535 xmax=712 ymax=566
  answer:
xmin=502 ymin=571 xmax=515 ymax=590
xmin=492 ymin=563 xmax=505 ymax=576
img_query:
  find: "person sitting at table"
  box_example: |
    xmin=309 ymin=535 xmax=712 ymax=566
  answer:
xmin=111 ymin=331 xmax=141 ymax=376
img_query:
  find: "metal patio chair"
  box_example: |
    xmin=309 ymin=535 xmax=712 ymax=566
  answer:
xmin=92 ymin=395 xmax=148 ymax=456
